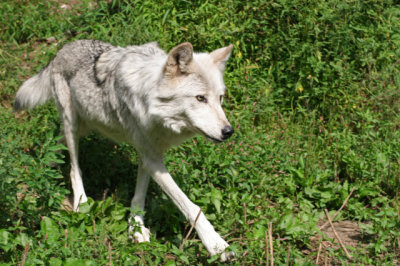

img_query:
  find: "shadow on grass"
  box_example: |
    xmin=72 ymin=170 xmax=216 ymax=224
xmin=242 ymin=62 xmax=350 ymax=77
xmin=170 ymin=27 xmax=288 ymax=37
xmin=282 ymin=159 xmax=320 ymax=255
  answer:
xmin=60 ymin=133 xmax=185 ymax=240
xmin=60 ymin=133 xmax=138 ymax=205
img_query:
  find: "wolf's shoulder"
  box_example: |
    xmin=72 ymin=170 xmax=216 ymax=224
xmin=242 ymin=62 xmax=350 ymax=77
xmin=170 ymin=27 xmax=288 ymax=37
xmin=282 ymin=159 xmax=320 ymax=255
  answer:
xmin=59 ymin=40 xmax=114 ymax=55
xmin=59 ymin=40 xmax=165 ymax=56
xmin=125 ymin=42 xmax=165 ymax=57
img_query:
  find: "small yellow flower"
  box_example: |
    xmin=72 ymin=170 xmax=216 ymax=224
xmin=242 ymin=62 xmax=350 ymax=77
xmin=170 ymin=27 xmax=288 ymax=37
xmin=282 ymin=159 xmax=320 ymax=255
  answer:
xmin=264 ymin=87 xmax=271 ymax=97
xmin=296 ymin=83 xmax=304 ymax=93
xmin=236 ymin=51 xmax=242 ymax=58
xmin=316 ymin=51 xmax=322 ymax=61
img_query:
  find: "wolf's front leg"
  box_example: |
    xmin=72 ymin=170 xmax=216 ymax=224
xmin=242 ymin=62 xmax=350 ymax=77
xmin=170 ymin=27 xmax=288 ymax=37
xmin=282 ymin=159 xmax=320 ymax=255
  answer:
xmin=129 ymin=163 xmax=151 ymax=242
xmin=143 ymin=158 xmax=234 ymax=261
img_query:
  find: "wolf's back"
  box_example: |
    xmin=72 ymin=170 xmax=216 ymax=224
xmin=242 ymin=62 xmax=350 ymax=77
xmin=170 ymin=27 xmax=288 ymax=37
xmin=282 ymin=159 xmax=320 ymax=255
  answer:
xmin=14 ymin=65 xmax=53 ymax=111
xmin=14 ymin=40 xmax=114 ymax=111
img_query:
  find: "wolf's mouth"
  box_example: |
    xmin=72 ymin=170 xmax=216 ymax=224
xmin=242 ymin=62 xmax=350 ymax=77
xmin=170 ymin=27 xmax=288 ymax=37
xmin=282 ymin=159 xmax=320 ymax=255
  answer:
xmin=205 ymin=135 xmax=223 ymax=143
xmin=195 ymin=127 xmax=223 ymax=143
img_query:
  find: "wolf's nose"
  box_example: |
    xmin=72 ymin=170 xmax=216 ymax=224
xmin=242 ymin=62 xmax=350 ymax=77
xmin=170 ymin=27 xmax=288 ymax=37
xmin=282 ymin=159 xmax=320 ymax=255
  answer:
xmin=221 ymin=125 xmax=234 ymax=140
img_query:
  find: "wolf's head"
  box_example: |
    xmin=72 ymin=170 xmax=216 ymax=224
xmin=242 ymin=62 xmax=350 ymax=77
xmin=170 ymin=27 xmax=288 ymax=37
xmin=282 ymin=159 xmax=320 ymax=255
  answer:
xmin=155 ymin=42 xmax=234 ymax=143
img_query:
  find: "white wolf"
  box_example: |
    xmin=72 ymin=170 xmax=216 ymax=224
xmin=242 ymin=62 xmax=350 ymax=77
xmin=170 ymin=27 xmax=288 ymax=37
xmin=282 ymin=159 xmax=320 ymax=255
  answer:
xmin=14 ymin=40 xmax=235 ymax=260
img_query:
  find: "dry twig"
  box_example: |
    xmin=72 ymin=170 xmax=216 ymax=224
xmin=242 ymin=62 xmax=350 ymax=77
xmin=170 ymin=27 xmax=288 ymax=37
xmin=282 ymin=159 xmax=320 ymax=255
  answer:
xmin=102 ymin=188 xmax=109 ymax=202
xmin=75 ymin=194 xmax=83 ymax=212
xmin=316 ymin=242 xmax=322 ymax=264
xmin=265 ymin=230 xmax=269 ymax=266
xmin=324 ymin=209 xmax=353 ymax=261
xmin=108 ymin=240 xmax=112 ymax=266
xmin=93 ymin=219 xmax=96 ymax=234
xmin=64 ymin=229 xmax=68 ymax=248
xmin=286 ymin=245 xmax=291 ymax=266
xmin=268 ymin=222 xmax=274 ymax=266
xmin=179 ymin=209 xmax=202 ymax=250
xmin=319 ymin=187 xmax=356 ymax=230
xmin=20 ymin=242 xmax=29 ymax=266
xmin=243 ymin=203 xmax=247 ymax=225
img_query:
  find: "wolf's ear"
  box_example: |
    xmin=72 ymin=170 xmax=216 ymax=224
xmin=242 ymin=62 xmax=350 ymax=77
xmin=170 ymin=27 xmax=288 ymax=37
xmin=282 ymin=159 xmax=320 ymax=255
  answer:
xmin=210 ymin=44 xmax=233 ymax=71
xmin=165 ymin=42 xmax=193 ymax=76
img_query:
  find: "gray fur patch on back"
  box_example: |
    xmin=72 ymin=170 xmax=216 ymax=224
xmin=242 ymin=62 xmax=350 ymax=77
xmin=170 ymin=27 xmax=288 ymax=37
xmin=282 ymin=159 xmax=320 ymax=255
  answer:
xmin=95 ymin=42 xmax=163 ymax=85
xmin=95 ymin=47 xmax=127 ymax=84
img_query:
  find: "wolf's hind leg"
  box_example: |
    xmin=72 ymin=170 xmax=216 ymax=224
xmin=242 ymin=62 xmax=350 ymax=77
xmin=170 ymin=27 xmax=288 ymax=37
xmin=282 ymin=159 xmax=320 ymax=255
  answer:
xmin=66 ymin=127 xmax=88 ymax=212
xmin=129 ymin=162 xmax=151 ymax=242
xmin=53 ymin=73 xmax=88 ymax=211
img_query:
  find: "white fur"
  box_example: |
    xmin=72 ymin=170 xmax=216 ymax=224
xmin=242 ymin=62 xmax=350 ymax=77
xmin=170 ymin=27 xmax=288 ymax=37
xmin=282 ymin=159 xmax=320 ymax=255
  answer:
xmin=14 ymin=66 xmax=53 ymax=111
xmin=14 ymin=40 xmax=235 ymax=261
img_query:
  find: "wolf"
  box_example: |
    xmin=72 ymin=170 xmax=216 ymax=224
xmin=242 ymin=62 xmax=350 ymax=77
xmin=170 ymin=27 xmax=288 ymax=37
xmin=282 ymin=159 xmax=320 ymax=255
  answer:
xmin=14 ymin=40 xmax=235 ymax=260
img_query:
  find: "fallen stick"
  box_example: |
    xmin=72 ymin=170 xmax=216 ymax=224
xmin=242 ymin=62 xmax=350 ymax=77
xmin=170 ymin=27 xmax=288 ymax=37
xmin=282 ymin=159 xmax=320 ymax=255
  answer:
xmin=319 ymin=187 xmax=356 ymax=230
xmin=102 ymin=188 xmax=109 ymax=202
xmin=268 ymin=222 xmax=274 ymax=266
xmin=108 ymin=240 xmax=112 ymax=266
xmin=20 ymin=242 xmax=29 ymax=266
xmin=64 ymin=228 xmax=68 ymax=248
xmin=316 ymin=242 xmax=322 ymax=264
xmin=244 ymin=203 xmax=247 ymax=225
xmin=324 ymin=209 xmax=352 ymax=261
xmin=179 ymin=208 xmax=202 ymax=250
xmin=265 ymin=230 xmax=269 ymax=266
xmin=286 ymin=245 xmax=291 ymax=266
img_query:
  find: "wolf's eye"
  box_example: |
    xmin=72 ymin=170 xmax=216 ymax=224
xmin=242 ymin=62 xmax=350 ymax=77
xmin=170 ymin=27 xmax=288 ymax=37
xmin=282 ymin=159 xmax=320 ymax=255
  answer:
xmin=196 ymin=95 xmax=207 ymax=103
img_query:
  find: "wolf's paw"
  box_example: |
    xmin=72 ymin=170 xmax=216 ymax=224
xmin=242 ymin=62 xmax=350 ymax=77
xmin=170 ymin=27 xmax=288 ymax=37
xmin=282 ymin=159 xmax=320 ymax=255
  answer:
xmin=206 ymin=237 xmax=234 ymax=262
xmin=128 ymin=215 xmax=150 ymax=243
xmin=130 ymin=226 xmax=150 ymax=243
xmin=212 ymin=243 xmax=234 ymax=262
xmin=220 ymin=251 xmax=235 ymax=262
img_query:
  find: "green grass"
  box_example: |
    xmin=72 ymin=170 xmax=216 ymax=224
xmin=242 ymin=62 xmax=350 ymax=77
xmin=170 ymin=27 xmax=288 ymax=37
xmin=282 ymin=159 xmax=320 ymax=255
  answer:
xmin=1 ymin=0 xmax=400 ymax=264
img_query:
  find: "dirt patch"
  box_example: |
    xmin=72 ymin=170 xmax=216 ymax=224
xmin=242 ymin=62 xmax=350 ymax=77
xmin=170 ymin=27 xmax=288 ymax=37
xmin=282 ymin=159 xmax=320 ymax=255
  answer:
xmin=61 ymin=195 xmax=74 ymax=211
xmin=304 ymin=220 xmax=367 ymax=265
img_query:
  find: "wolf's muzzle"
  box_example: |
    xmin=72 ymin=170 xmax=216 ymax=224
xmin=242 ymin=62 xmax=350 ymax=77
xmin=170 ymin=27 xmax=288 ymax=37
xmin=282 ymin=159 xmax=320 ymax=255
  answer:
xmin=221 ymin=125 xmax=234 ymax=140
